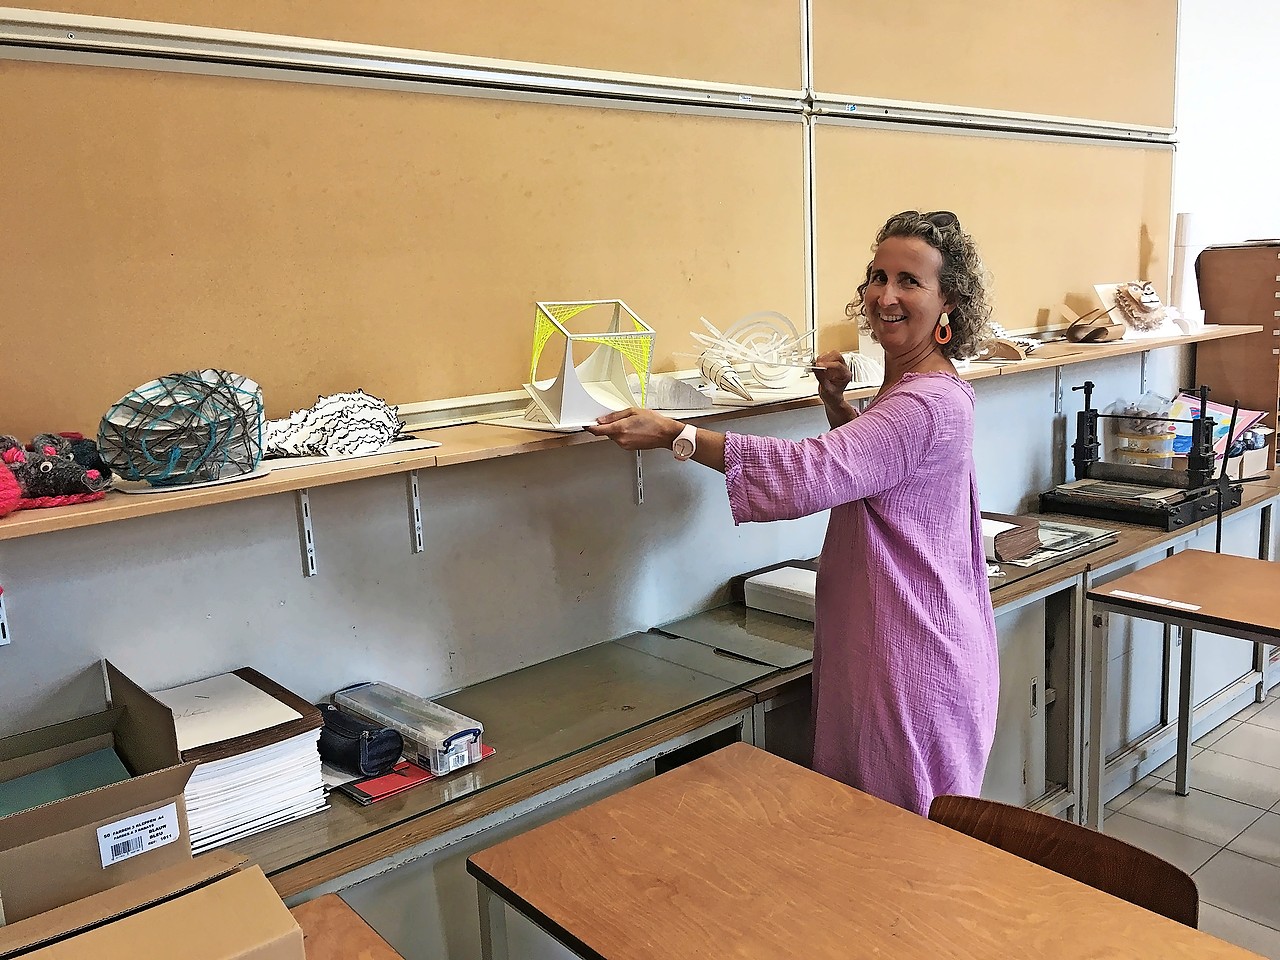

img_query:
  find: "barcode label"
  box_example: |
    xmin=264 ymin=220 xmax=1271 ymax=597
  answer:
xmin=97 ymin=801 xmax=180 ymax=868
xmin=111 ymin=837 xmax=144 ymax=859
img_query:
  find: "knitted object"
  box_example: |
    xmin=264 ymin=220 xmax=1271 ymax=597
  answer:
xmin=264 ymin=390 xmax=402 ymax=458
xmin=0 ymin=464 xmax=20 ymax=518
xmin=46 ymin=432 xmax=114 ymax=481
xmin=99 ymin=370 xmax=264 ymax=486
xmin=0 ymin=435 xmax=108 ymax=511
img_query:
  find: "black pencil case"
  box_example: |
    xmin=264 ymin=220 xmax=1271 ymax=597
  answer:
xmin=318 ymin=702 xmax=404 ymax=777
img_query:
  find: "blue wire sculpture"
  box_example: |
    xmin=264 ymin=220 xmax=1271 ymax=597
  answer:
xmin=98 ymin=370 xmax=264 ymax=486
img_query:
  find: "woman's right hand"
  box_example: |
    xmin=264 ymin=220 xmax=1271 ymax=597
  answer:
xmin=814 ymin=351 xmax=853 ymax=406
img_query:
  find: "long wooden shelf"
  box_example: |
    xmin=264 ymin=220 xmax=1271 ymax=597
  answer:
xmin=0 ymin=325 xmax=1261 ymax=543
xmin=977 ymin=323 xmax=1264 ymax=376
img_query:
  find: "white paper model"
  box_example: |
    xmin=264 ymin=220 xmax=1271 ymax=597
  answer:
xmin=699 ymin=352 xmax=754 ymax=401
xmin=523 ymin=300 xmax=655 ymax=429
xmin=689 ymin=313 xmax=815 ymax=391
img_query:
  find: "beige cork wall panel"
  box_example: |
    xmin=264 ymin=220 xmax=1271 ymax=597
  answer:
xmin=813 ymin=121 xmax=1173 ymax=344
xmin=0 ymin=59 xmax=806 ymax=437
xmin=813 ymin=0 xmax=1177 ymax=129
xmin=2 ymin=0 xmax=805 ymax=91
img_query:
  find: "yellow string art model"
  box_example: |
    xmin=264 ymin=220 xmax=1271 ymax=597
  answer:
xmin=523 ymin=300 xmax=655 ymax=430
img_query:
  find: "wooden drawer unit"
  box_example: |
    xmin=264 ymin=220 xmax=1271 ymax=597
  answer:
xmin=1195 ymin=241 xmax=1280 ymax=470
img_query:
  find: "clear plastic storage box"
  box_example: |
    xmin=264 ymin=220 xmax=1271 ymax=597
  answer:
xmin=333 ymin=681 xmax=484 ymax=776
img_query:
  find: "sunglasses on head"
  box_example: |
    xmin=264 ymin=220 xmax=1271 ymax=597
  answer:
xmin=923 ymin=210 xmax=958 ymax=228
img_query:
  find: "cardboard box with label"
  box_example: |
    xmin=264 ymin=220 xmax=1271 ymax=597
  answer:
xmin=0 ymin=851 xmax=302 ymax=959
xmin=1172 ymin=435 xmax=1273 ymax=483
xmin=0 ymin=667 xmax=198 ymax=928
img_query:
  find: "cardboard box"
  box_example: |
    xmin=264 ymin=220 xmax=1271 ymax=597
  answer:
xmin=1228 ymin=443 xmax=1273 ymax=480
xmin=13 ymin=857 xmax=303 ymax=959
xmin=0 ymin=851 xmax=242 ymax=957
xmin=0 ymin=680 xmax=196 ymax=925
xmin=1171 ymin=441 xmax=1273 ymax=482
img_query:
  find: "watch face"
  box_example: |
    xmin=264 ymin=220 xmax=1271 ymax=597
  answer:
xmin=673 ymin=437 xmax=695 ymax=460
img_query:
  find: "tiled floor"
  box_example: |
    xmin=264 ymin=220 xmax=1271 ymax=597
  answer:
xmin=1104 ymin=686 xmax=1280 ymax=957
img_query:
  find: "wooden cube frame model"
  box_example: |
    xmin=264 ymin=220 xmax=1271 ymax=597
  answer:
xmin=524 ymin=300 xmax=655 ymax=429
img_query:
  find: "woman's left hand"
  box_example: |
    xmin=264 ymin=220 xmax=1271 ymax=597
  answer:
xmin=584 ymin=408 xmax=683 ymax=451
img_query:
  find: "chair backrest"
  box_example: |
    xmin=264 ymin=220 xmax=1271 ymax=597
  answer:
xmin=928 ymin=795 xmax=1199 ymax=928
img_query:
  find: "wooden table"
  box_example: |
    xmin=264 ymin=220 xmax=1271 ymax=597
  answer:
xmin=290 ymin=893 xmax=404 ymax=959
xmin=1087 ymin=549 xmax=1280 ymax=827
xmin=466 ymin=743 xmax=1260 ymax=959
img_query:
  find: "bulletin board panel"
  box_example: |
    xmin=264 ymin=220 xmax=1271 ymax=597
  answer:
xmin=3 ymin=0 xmax=805 ymax=91
xmin=0 ymin=60 xmax=807 ymax=437
xmin=812 ymin=0 xmax=1177 ymax=129
xmin=813 ymin=121 xmax=1173 ymax=347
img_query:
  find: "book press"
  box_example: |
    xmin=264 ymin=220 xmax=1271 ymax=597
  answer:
xmin=1041 ymin=380 xmax=1269 ymax=537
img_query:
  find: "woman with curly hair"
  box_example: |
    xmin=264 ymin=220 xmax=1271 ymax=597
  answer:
xmin=588 ymin=210 xmax=999 ymax=816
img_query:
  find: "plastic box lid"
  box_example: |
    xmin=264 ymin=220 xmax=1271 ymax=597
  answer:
xmin=333 ymin=683 xmax=482 ymax=752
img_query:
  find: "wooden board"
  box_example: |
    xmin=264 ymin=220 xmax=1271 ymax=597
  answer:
xmin=0 ymin=59 xmax=807 ymax=437
xmin=814 ymin=122 xmax=1173 ymax=344
xmin=812 ymin=0 xmax=1177 ymax=128
xmin=1090 ymin=548 xmax=1280 ymax=641
xmin=468 ymin=743 xmax=1259 ymax=959
xmin=290 ymin=895 xmax=404 ymax=960
xmin=4 ymin=0 xmax=804 ymax=90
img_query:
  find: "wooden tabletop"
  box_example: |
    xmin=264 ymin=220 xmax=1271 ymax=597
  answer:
xmin=1088 ymin=548 xmax=1280 ymax=641
xmin=468 ymin=743 xmax=1261 ymax=960
xmin=290 ymin=894 xmax=404 ymax=960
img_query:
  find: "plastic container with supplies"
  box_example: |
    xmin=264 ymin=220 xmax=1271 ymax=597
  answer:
xmin=1113 ymin=447 xmax=1175 ymax=468
xmin=1113 ymin=430 xmax=1175 ymax=455
xmin=1112 ymin=429 xmax=1175 ymax=467
xmin=333 ymin=682 xmax=484 ymax=776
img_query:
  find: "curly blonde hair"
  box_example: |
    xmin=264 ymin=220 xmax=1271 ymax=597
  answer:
xmin=845 ymin=210 xmax=992 ymax=361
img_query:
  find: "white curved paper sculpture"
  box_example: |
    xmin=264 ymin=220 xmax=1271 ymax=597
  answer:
xmin=699 ymin=352 xmax=754 ymax=402
xmin=689 ymin=312 xmax=815 ymax=392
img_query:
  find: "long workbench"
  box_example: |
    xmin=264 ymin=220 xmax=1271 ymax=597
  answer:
xmin=236 ymin=480 xmax=1279 ymax=899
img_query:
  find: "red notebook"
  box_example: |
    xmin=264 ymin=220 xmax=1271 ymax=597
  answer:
xmin=338 ymin=746 xmax=495 ymax=805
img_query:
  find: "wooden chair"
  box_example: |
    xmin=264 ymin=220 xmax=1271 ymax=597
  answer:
xmin=928 ymin=795 xmax=1199 ymax=928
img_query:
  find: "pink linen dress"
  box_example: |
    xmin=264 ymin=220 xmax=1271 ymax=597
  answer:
xmin=723 ymin=371 xmax=999 ymax=815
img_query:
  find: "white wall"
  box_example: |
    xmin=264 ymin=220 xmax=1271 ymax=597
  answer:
xmin=0 ymin=349 xmax=1181 ymax=737
xmin=1173 ymin=0 xmax=1280 ymax=304
xmin=0 ymin=407 xmax=831 ymax=734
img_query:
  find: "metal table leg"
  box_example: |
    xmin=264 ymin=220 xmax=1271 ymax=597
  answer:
xmin=1086 ymin=609 xmax=1110 ymax=830
xmin=478 ymin=883 xmax=510 ymax=960
xmin=1175 ymin=626 xmax=1196 ymax=796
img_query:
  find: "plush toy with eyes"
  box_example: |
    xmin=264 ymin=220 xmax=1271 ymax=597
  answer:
xmin=0 ymin=435 xmax=109 ymax=511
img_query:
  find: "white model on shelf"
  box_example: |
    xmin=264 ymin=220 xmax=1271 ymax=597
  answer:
xmin=688 ymin=312 xmax=883 ymax=403
xmin=690 ymin=313 xmax=815 ymax=393
xmin=523 ymin=300 xmax=655 ymax=430
xmin=698 ymin=352 xmax=754 ymax=402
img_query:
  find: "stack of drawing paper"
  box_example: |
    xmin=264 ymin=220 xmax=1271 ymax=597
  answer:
xmin=152 ymin=669 xmax=326 ymax=853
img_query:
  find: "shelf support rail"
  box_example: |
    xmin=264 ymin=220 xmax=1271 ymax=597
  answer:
xmin=295 ymin=489 xmax=318 ymax=577
xmin=408 ymin=470 xmax=425 ymax=554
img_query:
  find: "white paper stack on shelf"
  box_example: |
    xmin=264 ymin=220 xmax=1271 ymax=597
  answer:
xmin=152 ymin=671 xmax=326 ymax=854
xmin=744 ymin=566 xmax=817 ymax=622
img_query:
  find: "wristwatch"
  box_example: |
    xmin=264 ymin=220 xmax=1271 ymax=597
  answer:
xmin=672 ymin=423 xmax=697 ymax=461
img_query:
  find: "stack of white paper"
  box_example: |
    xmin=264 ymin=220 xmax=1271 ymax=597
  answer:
xmin=182 ymin=730 xmax=326 ymax=854
xmin=154 ymin=673 xmax=326 ymax=854
xmin=744 ymin=566 xmax=817 ymax=623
